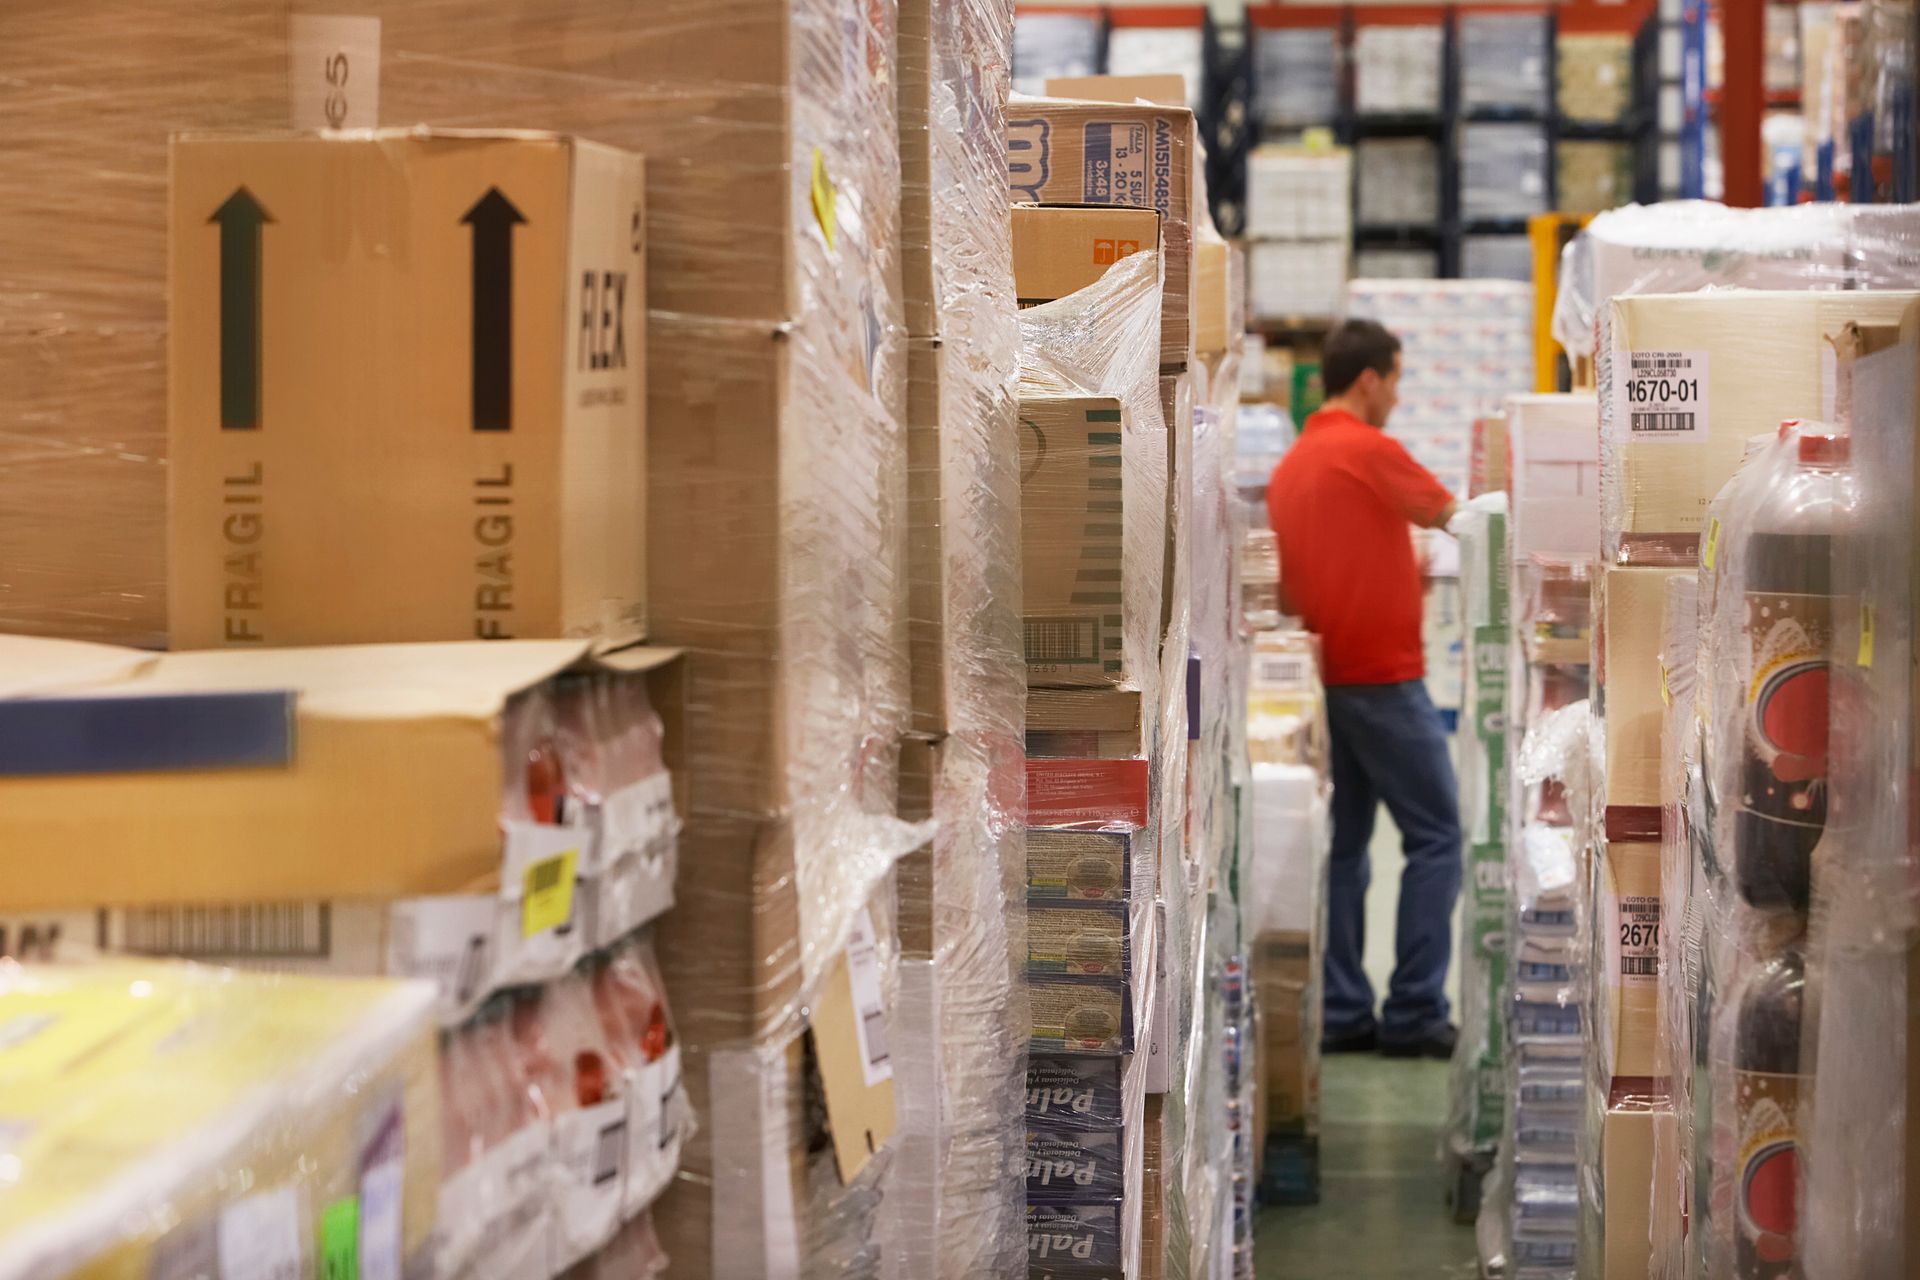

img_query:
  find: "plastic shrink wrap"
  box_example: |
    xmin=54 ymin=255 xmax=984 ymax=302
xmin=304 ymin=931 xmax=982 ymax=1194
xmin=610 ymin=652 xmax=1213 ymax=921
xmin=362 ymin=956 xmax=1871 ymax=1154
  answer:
xmin=1798 ymin=302 xmax=1920 ymax=1280
xmin=1 ymin=7 xmax=927 ymax=1262
xmin=1447 ymin=495 xmax=1512 ymax=1211
xmin=892 ymin=2 xmax=1029 ymax=1277
xmin=1550 ymin=201 xmax=1920 ymax=365
xmin=0 ymin=963 xmax=439 ymax=1280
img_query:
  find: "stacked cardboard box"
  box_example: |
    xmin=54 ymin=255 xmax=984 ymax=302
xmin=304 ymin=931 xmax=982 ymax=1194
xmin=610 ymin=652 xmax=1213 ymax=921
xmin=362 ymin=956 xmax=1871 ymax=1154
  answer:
xmin=2 ymin=83 xmax=693 ymax=1276
xmin=0 ymin=4 xmax=938 ymax=1276
xmin=1014 ymin=190 xmax=1169 ymax=1279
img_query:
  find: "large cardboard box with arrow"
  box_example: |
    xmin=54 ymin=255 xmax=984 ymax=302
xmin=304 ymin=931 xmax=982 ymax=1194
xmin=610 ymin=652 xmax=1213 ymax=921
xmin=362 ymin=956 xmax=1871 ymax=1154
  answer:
xmin=168 ymin=130 xmax=647 ymax=651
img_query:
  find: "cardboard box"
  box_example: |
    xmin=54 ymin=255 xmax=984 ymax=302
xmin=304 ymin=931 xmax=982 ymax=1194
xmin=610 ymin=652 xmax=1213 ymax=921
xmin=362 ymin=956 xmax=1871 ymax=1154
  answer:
xmin=1506 ymin=393 xmax=1599 ymax=562
xmin=1601 ymin=290 xmax=1919 ymax=562
xmin=899 ymin=0 xmax=1010 ymax=336
xmin=0 ymin=636 xmax=680 ymax=913
xmin=1596 ymin=565 xmax=1674 ymax=810
xmin=1044 ymin=73 xmax=1187 ymax=107
xmin=1006 ymin=97 xmax=1195 ymax=367
xmin=1596 ymin=840 xmax=1662 ymax=1081
xmin=1027 ymin=687 xmax=1147 ymax=760
xmin=1013 ymin=204 xmax=1162 ymax=307
xmin=1600 ymin=1104 xmax=1657 ymax=1280
xmin=169 ymin=131 xmax=646 ymax=650
xmin=1021 ymin=395 xmax=1141 ymax=687
xmin=1194 ymin=237 xmax=1231 ymax=356
xmin=1253 ymin=931 xmax=1317 ymax=1133
xmin=1140 ymin=1091 xmax=1166 ymax=1280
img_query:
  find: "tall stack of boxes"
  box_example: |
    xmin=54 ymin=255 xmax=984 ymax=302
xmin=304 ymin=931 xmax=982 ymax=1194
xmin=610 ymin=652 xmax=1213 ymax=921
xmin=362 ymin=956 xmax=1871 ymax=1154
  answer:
xmin=1484 ymin=392 xmax=1602 ymax=1280
xmin=1588 ymin=279 xmax=1920 ymax=1280
xmin=1010 ymin=80 xmax=1187 ymax=1278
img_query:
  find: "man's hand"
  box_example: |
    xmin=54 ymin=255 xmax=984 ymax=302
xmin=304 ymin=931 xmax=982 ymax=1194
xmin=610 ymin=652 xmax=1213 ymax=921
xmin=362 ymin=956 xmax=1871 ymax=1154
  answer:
xmin=1429 ymin=499 xmax=1459 ymax=531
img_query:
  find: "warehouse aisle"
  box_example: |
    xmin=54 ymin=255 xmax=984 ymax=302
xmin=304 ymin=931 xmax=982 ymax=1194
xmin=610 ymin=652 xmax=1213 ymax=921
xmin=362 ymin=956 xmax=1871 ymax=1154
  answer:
xmin=1252 ymin=1056 xmax=1477 ymax=1279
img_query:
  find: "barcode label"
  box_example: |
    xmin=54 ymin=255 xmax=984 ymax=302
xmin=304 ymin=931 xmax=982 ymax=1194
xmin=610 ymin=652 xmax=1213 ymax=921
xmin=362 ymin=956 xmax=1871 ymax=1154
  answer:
xmin=1026 ymin=618 xmax=1098 ymax=664
xmin=1612 ymin=892 xmax=1661 ymax=989
xmin=845 ymin=909 xmax=892 ymax=1087
xmin=1254 ymin=655 xmax=1310 ymax=689
xmin=1630 ymin=411 xmax=1696 ymax=434
xmin=1616 ymin=349 xmax=1707 ymax=441
xmin=111 ymin=902 xmax=331 ymax=959
xmin=593 ymin=1116 xmax=627 ymax=1186
xmin=1621 ymin=956 xmax=1659 ymax=977
xmin=860 ymin=1007 xmax=889 ymax=1071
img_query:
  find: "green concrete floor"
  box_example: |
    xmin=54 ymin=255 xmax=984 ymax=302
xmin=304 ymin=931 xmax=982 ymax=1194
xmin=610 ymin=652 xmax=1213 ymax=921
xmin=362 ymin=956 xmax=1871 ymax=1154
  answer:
xmin=1253 ymin=1054 xmax=1480 ymax=1279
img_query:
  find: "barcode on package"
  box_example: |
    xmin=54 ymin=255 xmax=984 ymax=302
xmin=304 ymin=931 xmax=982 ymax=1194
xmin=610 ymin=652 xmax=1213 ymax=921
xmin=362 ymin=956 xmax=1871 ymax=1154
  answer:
xmin=860 ymin=1006 xmax=889 ymax=1072
xmin=1618 ymin=349 xmax=1707 ymax=441
xmin=846 ymin=909 xmax=893 ymax=1087
xmin=1621 ymin=956 xmax=1659 ymax=977
xmin=1026 ymin=618 xmax=1098 ymax=665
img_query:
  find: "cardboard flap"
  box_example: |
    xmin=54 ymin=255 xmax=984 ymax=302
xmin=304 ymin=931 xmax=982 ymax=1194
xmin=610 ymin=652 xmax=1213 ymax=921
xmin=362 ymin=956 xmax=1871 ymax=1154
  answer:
xmin=127 ymin=640 xmax=596 ymax=721
xmin=0 ymin=636 xmax=158 ymax=698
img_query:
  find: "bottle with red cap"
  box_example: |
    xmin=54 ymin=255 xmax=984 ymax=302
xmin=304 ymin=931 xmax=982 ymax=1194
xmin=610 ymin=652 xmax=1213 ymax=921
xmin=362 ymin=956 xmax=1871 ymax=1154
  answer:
xmin=1732 ymin=422 xmax=1858 ymax=914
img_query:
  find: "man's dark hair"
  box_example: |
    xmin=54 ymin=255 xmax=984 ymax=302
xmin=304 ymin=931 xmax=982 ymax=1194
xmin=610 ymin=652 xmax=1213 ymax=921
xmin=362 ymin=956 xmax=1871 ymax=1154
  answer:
xmin=1320 ymin=319 xmax=1402 ymax=396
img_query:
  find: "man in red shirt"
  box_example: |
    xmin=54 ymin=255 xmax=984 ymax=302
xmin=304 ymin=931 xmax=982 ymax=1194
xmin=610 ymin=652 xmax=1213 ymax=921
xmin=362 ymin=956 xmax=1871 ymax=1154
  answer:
xmin=1268 ymin=319 xmax=1461 ymax=1059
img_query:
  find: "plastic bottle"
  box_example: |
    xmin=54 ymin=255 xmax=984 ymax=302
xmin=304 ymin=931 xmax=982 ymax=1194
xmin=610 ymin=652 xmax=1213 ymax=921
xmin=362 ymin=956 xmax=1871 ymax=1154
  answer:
xmin=1733 ymin=428 xmax=1857 ymax=913
xmin=1732 ymin=944 xmax=1807 ymax=1279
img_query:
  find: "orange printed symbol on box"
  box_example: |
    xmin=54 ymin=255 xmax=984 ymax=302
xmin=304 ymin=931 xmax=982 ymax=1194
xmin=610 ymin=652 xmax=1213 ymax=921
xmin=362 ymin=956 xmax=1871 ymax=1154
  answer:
xmin=809 ymin=148 xmax=837 ymax=251
xmin=1092 ymin=238 xmax=1141 ymax=265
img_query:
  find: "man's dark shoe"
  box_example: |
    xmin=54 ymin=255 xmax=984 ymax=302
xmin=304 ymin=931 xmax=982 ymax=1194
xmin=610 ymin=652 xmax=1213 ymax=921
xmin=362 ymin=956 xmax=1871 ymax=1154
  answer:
xmin=1379 ymin=1023 xmax=1458 ymax=1060
xmin=1321 ymin=1025 xmax=1379 ymax=1054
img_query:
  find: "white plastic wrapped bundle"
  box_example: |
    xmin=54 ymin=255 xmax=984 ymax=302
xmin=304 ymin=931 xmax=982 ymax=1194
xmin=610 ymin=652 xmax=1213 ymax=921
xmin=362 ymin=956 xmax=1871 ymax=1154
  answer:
xmin=1461 ymin=125 xmax=1551 ymax=222
xmin=1357 ymin=138 xmax=1441 ymax=224
xmin=1252 ymin=26 xmax=1340 ymax=129
xmin=1353 ymin=23 xmax=1443 ymax=116
xmin=1463 ymin=235 xmax=1536 ymax=283
xmin=1460 ymin=12 xmax=1550 ymax=114
xmin=1549 ymin=201 xmax=1920 ymax=362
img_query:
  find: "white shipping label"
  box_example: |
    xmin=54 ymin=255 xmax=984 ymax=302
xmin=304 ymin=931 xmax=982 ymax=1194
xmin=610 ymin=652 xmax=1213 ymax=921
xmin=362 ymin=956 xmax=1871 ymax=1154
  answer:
xmin=358 ymin=1161 xmax=404 ymax=1280
xmin=845 ymin=908 xmax=892 ymax=1088
xmin=288 ymin=16 xmax=381 ymax=130
xmin=1611 ymin=894 xmax=1662 ymax=989
xmin=1616 ymin=349 xmax=1708 ymax=441
xmin=218 ymin=1186 xmax=302 ymax=1280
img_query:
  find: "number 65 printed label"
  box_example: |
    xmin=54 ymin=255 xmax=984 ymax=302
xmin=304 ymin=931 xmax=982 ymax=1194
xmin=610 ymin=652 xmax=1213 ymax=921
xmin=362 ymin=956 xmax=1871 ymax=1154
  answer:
xmin=1616 ymin=349 xmax=1708 ymax=442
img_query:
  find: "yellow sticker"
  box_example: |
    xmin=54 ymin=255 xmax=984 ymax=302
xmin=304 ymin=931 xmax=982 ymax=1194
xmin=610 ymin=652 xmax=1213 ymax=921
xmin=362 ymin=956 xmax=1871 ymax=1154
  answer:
xmin=1859 ymin=600 xmax=1875 ymax=669
xmin=809 ymin=148 xmax=837 ymax=250
xmin=1702 ymin=518 xmax=1721 ymax=570
xmin=522 ymin=848 xmax=578 ymax=937
xmin=1659 ymin=661 xmax=1672 ymax=708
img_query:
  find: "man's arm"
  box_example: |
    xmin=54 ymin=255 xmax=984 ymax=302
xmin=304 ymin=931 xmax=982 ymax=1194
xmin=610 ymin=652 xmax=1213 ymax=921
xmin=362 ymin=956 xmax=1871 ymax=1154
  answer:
xmin=1369 ymin=435 xmax=1456 ymax=530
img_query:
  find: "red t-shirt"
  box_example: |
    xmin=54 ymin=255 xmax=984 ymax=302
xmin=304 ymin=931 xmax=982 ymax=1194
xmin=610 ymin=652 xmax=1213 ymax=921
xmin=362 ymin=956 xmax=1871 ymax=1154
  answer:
xmin=1267 ymin=407 xmax=1454 ymax=686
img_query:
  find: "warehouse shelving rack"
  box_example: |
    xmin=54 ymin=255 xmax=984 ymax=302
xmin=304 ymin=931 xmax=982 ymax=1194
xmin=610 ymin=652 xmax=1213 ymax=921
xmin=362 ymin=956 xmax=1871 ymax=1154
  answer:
xmin=1242 ymin=1 xmax=1658 ymax=280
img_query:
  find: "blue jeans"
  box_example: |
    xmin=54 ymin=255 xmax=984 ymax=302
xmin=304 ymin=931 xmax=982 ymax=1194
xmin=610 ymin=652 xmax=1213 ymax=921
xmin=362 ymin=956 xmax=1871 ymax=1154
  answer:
xmin=1322 ymin=680 xmax=1462 ymax=1045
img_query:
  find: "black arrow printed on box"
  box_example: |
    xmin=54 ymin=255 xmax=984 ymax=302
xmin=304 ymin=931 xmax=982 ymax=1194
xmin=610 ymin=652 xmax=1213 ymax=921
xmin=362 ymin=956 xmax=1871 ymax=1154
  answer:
xmin=463 ymin=187 xmax=525 ymax=432
xmin=211 ymin=187 xmax=273 ymax=431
